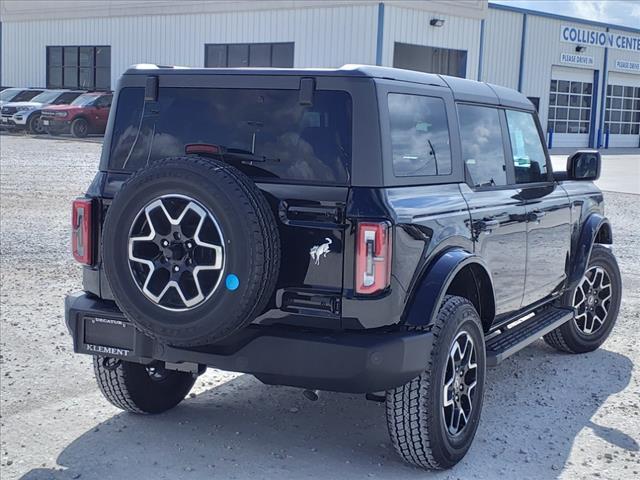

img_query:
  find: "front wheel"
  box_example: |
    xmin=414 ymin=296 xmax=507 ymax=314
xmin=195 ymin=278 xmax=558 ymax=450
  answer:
xmin=27 ymin=114 xmax=45 ymax=134
xmin=386 ymin=295 xmax=486 ymax=470
xmin=71 ymin=117 xmax=89 ymax=138
xmin=544 ymin=244 xmax=621 ymax=353
xmin=93 ymin=357 xmax=196 ymax=414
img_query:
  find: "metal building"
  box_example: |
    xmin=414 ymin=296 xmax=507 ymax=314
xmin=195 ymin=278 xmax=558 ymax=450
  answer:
xmin=1 ymin=0 xmax=638 ymax=148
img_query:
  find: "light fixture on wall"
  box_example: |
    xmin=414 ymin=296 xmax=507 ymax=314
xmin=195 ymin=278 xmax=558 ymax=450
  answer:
xmin=575 ymin=45 xmax=587 ymax=52
xmin=430 ymin=18 xmax=445 ymax=27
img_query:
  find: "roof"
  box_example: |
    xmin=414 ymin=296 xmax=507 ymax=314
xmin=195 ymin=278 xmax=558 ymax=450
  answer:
xmin=125 ymin=63 xmax=533 ymax=111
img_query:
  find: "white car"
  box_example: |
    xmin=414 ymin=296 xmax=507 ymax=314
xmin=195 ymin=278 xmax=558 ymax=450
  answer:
xmin=1 ymin=89 xmax=84 ymax=133
xmin=0 ymin=87 xmax=43 ymax=107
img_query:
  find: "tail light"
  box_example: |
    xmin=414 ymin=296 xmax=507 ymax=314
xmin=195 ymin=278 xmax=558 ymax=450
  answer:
xmin=355 ymin=221 xmax=392 ymax=295
xmin=72 ymin=198 xmax=93 ymax=265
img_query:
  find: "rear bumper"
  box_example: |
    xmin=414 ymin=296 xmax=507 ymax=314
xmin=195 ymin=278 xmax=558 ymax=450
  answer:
xmin=65 ymin=291 xmax=432 ymax=393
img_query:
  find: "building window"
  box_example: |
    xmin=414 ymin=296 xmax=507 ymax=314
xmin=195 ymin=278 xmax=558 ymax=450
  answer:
xmin=205 ymin=43 xmax=294 ymax=68
xmin=547 ymin=79 xmax=592 ymax=134
xmin=47 ymin=46 xmax=111 ymax=90
xmin=605 ymin=85 xmax=640 ymax=135
xmin=393 ymin=43 xmax=467 ymax=78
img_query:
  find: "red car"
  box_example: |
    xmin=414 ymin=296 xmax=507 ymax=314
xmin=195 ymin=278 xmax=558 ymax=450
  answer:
xmin=42 ymin=92 xmax=112 ymax=138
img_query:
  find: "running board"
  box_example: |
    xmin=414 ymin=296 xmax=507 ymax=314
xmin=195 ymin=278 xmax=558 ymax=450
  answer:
xmin=485 ymin=307 xmax=574 ymax=366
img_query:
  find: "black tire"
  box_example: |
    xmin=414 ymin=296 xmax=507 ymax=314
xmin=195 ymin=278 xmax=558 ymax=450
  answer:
xmin=102 ymin=156 xmax=280 ymax=346
xmin=386 ymin=295 xmax=486 ymax=470
xmin=27 ymin=113 xmax=45 ymax=134
xmin=93 ymin=357 xmax=196 ymax=414
xmin=544 ymin=244 xmax=621 ymax=353
xmin=71 ymin=117 xmax=89 ymax=138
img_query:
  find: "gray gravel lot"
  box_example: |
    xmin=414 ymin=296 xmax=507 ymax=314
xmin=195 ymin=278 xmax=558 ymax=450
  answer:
xmin=1 ymin=134 xmax=639 ymax=480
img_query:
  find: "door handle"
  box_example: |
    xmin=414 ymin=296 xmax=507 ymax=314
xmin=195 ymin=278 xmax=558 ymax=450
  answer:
xmin=530 ymin=210 xmax=546 ymax=222
xmin=477 ymin=219 xmax=500 ymax=232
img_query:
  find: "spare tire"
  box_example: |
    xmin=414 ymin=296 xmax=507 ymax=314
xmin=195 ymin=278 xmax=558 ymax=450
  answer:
xmin=102 ymin=156 xmax=280 ymax=346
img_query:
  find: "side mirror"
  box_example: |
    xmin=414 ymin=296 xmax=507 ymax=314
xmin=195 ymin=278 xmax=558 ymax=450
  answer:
xmin=567 ymin=150 xmax=601 ymax=181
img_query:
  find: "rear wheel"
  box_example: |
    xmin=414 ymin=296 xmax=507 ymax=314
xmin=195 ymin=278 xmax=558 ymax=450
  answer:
xmin=544 ymin=245 xmax=621 ymax=353
xmin=71 ymin=117 xmax=89 ymax=138
xmin=386 ymin=295 xmax=486 ymax=470
xmin=93 ymin=357 xmax=196 ymax=414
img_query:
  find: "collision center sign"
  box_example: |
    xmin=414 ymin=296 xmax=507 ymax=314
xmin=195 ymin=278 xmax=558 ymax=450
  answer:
xmin=561 ymin=25 xmax=640 ymax=52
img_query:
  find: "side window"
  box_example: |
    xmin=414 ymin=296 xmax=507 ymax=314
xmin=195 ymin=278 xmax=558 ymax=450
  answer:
xmin=388 ymin=93 xmax=452 ymax=177
xmin=457 ymin=104 xmax=507 ymax=188
xmin=505 ymin=110 xmax=548 ymax=183
xmin=95 ymin=95 xmax=112 ymax=107
xmin=55 ymin=92 xmax=80 ymax=104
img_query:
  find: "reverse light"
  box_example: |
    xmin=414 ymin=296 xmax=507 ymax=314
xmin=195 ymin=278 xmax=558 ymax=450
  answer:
xmin=72 ymin=198 xmax=93 ymax=265
xmin=355 ymin=222 xmax=392 ymax=295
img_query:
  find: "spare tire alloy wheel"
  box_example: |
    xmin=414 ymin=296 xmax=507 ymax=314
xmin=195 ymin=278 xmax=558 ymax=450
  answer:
xmin=102 ymin=156 xmax=280 ymax=347
xmin=128 ymin=194 xmax=225 ymax=311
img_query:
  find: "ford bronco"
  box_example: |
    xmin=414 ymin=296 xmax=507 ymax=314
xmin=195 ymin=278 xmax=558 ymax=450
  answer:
xmin=42 ymin=91 xmax=112 ymax=138
xmin=65 ymin=64 xmax=621 ymax=470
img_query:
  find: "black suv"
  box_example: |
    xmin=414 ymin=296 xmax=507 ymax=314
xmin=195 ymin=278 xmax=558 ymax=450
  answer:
xmin=65 ymin=65 xmax=621 ymax=470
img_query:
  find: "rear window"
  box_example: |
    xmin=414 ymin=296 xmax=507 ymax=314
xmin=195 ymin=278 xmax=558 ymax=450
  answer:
xmin=108 ymin=86 xmax=352 ymax=184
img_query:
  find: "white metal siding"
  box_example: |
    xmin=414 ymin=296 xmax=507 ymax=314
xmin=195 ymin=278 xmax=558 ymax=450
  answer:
xmin=1 ymin=4 xmax=378 ymax=88
xmin=481 ymin=8 xmax=521 ymax=88
xmin=381 ymin=5 xmax=482 ymax=80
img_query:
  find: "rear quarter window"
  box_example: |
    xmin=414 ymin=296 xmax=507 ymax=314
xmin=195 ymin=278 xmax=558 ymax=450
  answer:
xmin=388 ymin=93 xmax=452 ymax=177
xmin=108 ymin=86 xmax=352 ymax=184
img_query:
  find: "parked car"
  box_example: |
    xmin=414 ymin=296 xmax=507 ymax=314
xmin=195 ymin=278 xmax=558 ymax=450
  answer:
xmin=65 ymin=65 xmax=620 ymax=470
xmin=1 ymin=89 xmax=85 ymax=133
xmin=42 ymin=92 xmax=112 ymax=137
xmin=0 ymin=87 xmax=44 ymax=108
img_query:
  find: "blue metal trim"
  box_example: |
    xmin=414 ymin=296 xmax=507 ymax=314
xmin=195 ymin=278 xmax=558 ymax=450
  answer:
xmin=597 ymin=28 xmax=609 ymax=148
xmin=489 ymin=2 xmax=640 ymax=35
xmin=517 ymin=14 xmax=527 ymax=92
xmin=375 ymin=2 xmax=384 ymax=66
xmin=588 ymin=69 xmax=599 ymax=148
xmin=477 ymin=19 xmax=485 ymax=81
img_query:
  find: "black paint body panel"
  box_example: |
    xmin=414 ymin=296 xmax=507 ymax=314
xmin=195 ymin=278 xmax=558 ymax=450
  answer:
xmin=69 ymin=66 xmax=612 ymax=391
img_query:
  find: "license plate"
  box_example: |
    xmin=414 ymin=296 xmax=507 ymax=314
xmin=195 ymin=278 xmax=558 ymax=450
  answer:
xmin=83 ymin=316 xmax=135 ymax=352
xmin=42 ymin=120 xmax=49 ymax=125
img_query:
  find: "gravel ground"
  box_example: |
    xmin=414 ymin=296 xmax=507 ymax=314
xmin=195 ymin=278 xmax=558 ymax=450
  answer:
xmin=1 ymin=134 xmax=639 ymax=480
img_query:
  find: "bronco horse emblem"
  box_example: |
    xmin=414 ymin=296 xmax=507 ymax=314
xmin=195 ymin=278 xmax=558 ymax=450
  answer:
xmin=310 ymin=237 xmax=332 ymax=265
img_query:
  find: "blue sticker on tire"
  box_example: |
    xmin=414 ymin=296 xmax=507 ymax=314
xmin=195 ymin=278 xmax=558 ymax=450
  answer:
xmin=225 ymin=274 xmax=239 ymax=291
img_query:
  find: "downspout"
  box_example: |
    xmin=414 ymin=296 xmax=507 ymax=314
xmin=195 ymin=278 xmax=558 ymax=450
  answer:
xmin=376 ymin=2 xmax=385 ymax=66
xmin=477 ymin=19 xmax=485 ymax=81
xmin=517 ymin=14 xmax=527 ymax=92
xmin=597 ymin=27 xmax=609 ymax=148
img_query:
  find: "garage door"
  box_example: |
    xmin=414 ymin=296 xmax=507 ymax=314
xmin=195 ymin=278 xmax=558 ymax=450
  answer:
xmin=547 ymin=66 xmax=594 ymax=148
xmin=605 ymin=72 xmax=640 ymax=148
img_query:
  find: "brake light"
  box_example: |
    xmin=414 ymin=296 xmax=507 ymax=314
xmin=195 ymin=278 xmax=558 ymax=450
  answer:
xmin=355 ymin=222 xmax=392 ymax=295
xmin=72 ymin=198 xmax=93 ymax=265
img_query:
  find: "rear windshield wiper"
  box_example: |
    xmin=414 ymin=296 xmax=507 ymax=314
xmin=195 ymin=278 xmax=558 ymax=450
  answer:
xmin=185 ymin=144 xmax=280 ymax=164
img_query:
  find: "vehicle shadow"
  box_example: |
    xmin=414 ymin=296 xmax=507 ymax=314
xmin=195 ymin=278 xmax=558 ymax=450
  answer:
xmin=20 ymin=343 xmax=635 ymax=480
